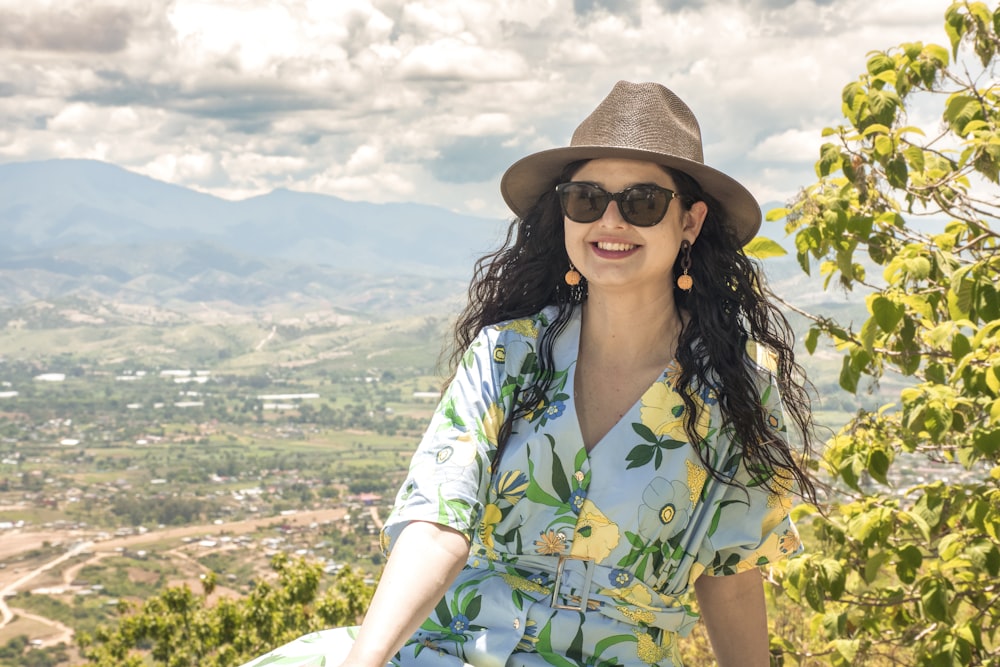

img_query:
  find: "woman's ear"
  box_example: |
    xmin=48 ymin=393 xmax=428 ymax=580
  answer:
xmin=683 ymin=200 xmax=708 ymax=242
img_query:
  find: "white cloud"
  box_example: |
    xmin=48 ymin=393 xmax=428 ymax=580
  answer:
xmin=0 ymin=0 xmax=953 ymax=217
xmin=749 ymin=128 xmax=825 ymax=163
xmin=399 ymin=38 xmax=529 ymax=81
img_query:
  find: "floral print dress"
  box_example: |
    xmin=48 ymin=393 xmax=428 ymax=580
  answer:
xmin=241 ymin=306 xmax=801 ymax=667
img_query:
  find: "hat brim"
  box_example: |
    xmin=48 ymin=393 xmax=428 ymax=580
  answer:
xmin=500 ymin=145 xmax=762 ymax=246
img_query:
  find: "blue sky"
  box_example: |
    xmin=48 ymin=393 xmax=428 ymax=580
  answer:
xmin=0 ymin=0 xmax=947 ymax=219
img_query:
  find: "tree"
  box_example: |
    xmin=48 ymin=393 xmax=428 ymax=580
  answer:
xmin=764 ymin=3 xmax=1000 ymax=665
xmin=78 ymin=555 xmax=374 ymax=667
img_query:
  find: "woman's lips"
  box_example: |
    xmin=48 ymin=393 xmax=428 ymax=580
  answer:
xmin=591 ymin=240 xmax=639 ymax=257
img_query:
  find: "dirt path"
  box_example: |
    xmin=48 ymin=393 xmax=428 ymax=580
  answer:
xmin=0 ymin=541 xmax=92 ymax=627
xmin=0 ymin=507 xmax=346 ymax=635
xmin=6 ymin=608 xmax=74 ymax=648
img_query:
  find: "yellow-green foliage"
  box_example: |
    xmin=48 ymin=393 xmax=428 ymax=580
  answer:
xmin=78 ymin=555 xmax=374 ymax=667
xmin=766 ymin=3 xmax=1000 ymax=665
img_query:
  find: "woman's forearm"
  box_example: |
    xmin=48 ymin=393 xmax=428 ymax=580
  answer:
xmin=694 ymin=567 xmax=769 ymax=667
xmin=341 ymin=520 xmax=471 ymax=667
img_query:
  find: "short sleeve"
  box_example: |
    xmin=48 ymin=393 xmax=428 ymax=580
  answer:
xmin=379 ymin=328 xmax=506 ymax=556
xmin=700 ymin=359 xmax=803 ymax=578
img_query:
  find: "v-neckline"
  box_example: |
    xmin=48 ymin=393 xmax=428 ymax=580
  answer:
xmin=562 ymin=309 xmax=677 ymax=457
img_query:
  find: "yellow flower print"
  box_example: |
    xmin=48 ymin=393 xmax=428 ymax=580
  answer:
xmin=569 ymin=499 xmax=620 ymax=562
xmin=481 ymin=402 xmax=504 ymax=448
xmin=480 ymin=503 xmax=502 ymax=550
xmin=492 ymin=469 xmax=529 ymax=504
xmin=600 ymin=582 xmax=655 ymax=609
xmin=767 ymin=468 xmax=794 ymax=506
xmin=663 ymin=359 xmax=682 ymax=388
xmin=492 ymin=345 xmax=506 ymax=363
xmin=634 ymin=629 xmax=680 ymax=665
xmin=534 ymin=529 xmax=566 ymax=555
xmin=616 ymin=606 xmax=656 ymax=625
xmin=640 ymin=381 xmax=711 ymax=442
xmin=379 ymin=530 xmax=390 ymax=555
xmin=639 ymin=382 xmax=687 ymax=440
xmin=778 ymin=528 xmax=802 ymax=554
xmin=499 ymin=573 xmax=550 ymax=595
xmin=496 ymin=318 xmax=539 ymax=339
xmin=686 ymin=459 xmax=707 ymax=505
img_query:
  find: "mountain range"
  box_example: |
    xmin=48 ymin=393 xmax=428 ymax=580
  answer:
xmin=0 ymin=159 xmax=854 ymax=323
xmin=0 ymin=159 xmax=509 ymax=316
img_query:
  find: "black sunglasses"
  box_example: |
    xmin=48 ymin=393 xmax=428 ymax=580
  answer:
xmin=555 ymin=181 xmax=683 ymax=227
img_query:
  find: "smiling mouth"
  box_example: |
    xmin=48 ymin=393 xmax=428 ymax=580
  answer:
xmin=594 ymin=241 xmax=638 ymax=252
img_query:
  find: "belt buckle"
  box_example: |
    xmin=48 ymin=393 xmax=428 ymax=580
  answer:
xmin=551 ymin=554 xmax=595 ymax=611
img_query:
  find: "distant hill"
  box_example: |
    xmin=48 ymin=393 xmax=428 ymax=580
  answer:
xmin=0 ymin=158 xmax=867 ymax=323
xmin=0 ymin=159 xmax=508 ymax=314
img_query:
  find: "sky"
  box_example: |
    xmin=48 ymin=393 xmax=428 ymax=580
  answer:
xmin=0 ymin=0 xmax=950 ymax=220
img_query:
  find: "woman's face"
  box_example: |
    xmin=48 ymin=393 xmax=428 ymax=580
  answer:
xmin=563 ymin=158 xmax=706 ymax=299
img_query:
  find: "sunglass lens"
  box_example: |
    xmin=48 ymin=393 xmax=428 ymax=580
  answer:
xmin=561 ymin=183 xmax=609 ymax=223
xmin=620 ymin=186 xmax=669 ymax=227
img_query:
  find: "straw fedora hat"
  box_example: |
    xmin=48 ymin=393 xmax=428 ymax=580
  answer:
xmin=500 ymin=81 xmax=762 ymax=245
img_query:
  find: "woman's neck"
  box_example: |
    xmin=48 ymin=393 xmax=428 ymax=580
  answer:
xmin=578 ymin=288 xmax=683 ymax=369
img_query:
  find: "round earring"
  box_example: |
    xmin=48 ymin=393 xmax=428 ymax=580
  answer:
xmin=677 ymin=240 xmax=693 ymax=291
xmin=565 ymin=263 xmax=582 ymax=286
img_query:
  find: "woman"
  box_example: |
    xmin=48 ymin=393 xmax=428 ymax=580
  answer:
xmin=243 ymin=81 xmax=816 ymax=667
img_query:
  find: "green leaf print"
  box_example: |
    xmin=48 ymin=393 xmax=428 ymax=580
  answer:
xmin=707 ymin=498 xmax=747 ymax=537
xmin=434 ymin=597 xmax=453 ymax=627
xmin=465 ymin=595 xmax=482 ymax=622
xmin=437 ymin=493 xmax=473 ymax=530
xmin=520 ymin=351 xmax=539 ymax=375
xmin=568 ymin=624 xmax=586 ymax=662
xmin=625 ymin=445 xmax=655 ymax=469
xmin=745 ymin=462 xmax=774 ymax=487
xmin=535 ymin=624 xmax=580 ymax=667
xmin=632 ymin=422 xmax=659 ymax=444
xmin=594 ymin=634 xmax=637 ymax=660
xmin=550 ymin=447 xmax=571 ymax=502
xmin=443 ymin=399 xmax=466 ymax=429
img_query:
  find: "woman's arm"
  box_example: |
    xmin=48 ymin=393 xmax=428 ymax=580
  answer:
xmin=694 ymin=567 xmax=769 ymax=667
xmin=340 ymin=520 xmax=471 ymax=667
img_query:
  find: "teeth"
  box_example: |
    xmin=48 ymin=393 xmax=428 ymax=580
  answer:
xmin=596 ymin=241 xmax=637 ymax=252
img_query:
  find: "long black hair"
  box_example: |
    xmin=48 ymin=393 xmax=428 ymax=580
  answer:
xmin=449 ymin=162 xmax=817 ymax=503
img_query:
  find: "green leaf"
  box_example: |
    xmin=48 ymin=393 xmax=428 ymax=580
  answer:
xmin=903 ymin=145 xmax=926 ymax=171
xmin=744 ymin=236 xmax=788 ymax=259
xmin=804 ymin=327 xmax=820 ymax=355
xmin=765 ymin=207 xmax=789 ymax=222
xmin=818 ymin=143 xmax=843 ymax=177
xmin=920 ymin=578 xmax=951 ymax=622
xmin=864 ymin=551 xmax=891 ymax=583
xmin=896 ymin=544 xmax=923 ymax=584
xmin=944 ymin=95 xmax=983 ymax=134
xmin=861 ymin=123 xmax=892 ymax=136
xmin=869 ymin=89 xmax=900 ymax=125
xmin=839 ymin=355 xmax=859 ymax=394
xmin=867 ymin=52 xmax=895 ymax=75
xmin=885 ymin=154 xmax=908 ymax=188
xmin=867 ymin=449 xmax=891 ymax=485
xmin=924 ymin=43 xmax=950 ymax=66
xmin=874 ymin=134 xmax=893 ymax=157
xmin=945 ymin=5 xmax=966 ymax=56
xmin=871 ymin=295 xmax=905 ymax=332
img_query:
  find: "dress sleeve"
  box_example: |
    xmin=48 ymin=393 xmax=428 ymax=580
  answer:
xmin=379 ymin=327 xmax=506 ymax=556
xmin=700 ymin=356 xmax=803 ymax=578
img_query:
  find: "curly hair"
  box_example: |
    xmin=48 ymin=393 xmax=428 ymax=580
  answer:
xmin=449 ymin=162 xmax=817 ymax=503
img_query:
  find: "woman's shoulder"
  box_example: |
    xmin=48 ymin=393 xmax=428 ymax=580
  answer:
xmin=479 ymin=305 xmax=561 ymax=344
